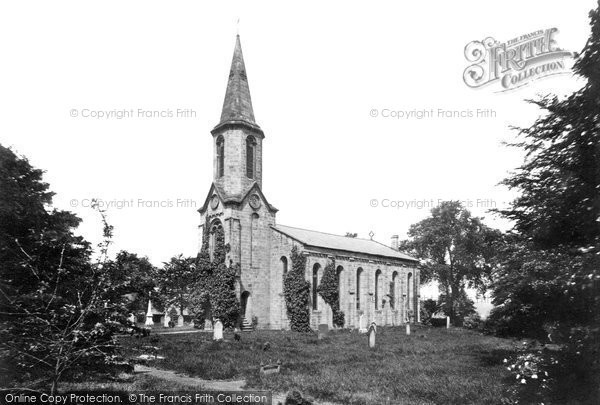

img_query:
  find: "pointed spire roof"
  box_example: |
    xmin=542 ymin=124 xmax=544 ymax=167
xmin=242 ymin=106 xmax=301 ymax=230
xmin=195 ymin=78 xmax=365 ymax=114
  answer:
xmin=214 ymin=35 xmax=261 ymax=133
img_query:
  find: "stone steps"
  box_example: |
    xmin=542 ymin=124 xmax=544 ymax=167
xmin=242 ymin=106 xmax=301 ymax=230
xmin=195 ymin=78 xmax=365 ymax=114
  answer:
xmin=241 ymin=317 xmax=254 ymax=332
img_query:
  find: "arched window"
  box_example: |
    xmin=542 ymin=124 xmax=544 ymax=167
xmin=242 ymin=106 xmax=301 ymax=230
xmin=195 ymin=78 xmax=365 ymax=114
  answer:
xmin=281 ymin=256 xmax=288 ymax=274
xmin=246 ymin=136 xmax=256 ymax=178
xmin=312 ymin=263 xmax=320 ymax=310
xmin=336 ymin=265 xmax=344 ymax=299
xmin=312 ymin=263 xmax=321 ymax=311
xmin=407 ymin=272 xmax=413 ymax=311
xmin=356 ymin=267 xmax=363 ymax=310
xmin=216 ymin=136 xmax=224 ymax=178
xmin=375 ymin=269 xmax=382 ymax=309
xmin=280 ymin=256 xmax=288 ymax=290
xmin=391 ymin=272 xmax=398 ymax=309
xmin=208 ymin=220 xmax=223 ymax=262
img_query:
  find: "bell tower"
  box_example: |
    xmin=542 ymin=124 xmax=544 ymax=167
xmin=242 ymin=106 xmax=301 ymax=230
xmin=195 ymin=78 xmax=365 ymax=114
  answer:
xmin=211 ymin=34 xmax=264 ymax=198
xmin=199 ymin=35 xmax=277 ymax=328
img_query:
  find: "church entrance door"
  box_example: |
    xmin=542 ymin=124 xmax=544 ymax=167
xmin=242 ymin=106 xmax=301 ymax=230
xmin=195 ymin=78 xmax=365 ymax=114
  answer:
xmin=241 ymin=291 xmax=250 ymax=318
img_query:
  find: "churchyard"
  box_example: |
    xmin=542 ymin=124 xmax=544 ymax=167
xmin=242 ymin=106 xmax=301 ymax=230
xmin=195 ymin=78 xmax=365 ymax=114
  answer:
xmin=115 ymin=325 xmax=520 ymax=405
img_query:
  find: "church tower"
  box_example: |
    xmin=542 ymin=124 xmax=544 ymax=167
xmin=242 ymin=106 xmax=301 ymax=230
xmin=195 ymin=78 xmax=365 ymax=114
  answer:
xmin=212 ymin=34 xmax=264 ymax=194
xmin=199 ymin=35 xmax=277 ymax=328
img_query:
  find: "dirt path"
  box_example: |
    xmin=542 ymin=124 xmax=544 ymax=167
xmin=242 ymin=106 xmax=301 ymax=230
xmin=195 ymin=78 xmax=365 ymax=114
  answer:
xmin=135 ymin=364 xmax=245 ymax=391
xmin=133 ymin=365 xmax=343 ymax=405
xmin=134 ymin=365 xmax=287 ymax=404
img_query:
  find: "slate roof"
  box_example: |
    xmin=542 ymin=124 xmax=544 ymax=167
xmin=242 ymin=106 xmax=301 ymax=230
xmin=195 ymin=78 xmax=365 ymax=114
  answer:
xmin=213 ymin=35 xmax=262 ymax=134
xmin=273 ymin=225 xmax=418 ymax=262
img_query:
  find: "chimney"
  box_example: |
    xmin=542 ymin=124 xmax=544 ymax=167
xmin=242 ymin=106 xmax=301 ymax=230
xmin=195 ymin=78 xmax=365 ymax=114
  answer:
xmin=391 ymin=235 xmax=399 ymax=250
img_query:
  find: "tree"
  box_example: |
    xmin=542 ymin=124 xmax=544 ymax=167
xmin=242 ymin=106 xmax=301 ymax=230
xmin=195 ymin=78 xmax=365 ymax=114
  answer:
xmin=154 ymin=254 xmax=197 ymax=324
xmin=400 ymin=201 xmax=501 ymax=325
xmin=103 ymin=251 xmax=156 ymax=316
xmin=491 ymin=0 xmax=600 ymax=342
xmin=0 ymin=145 xmax=126 ymax=393
xmin=489 ymin=4 xmax=600 ymax=402
xmin=283 ymin=246 xmax=311 ymax=332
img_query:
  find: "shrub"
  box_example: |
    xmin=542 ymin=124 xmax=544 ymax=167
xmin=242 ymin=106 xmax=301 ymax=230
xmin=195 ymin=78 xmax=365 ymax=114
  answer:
xmin=463 ymin=312 xmax=482 ymax=330
xmin=317 ymin=259 xmax=345 ymax=328
xmin=190 ymin=222 xmax=240 ymax=329
xmin=332 ymin=311 xmax=345 ymax=328
xmin=283 ymin=246 xmax=311 ymax=332
xmin=420 ymin=299 xmax=439 ymax=325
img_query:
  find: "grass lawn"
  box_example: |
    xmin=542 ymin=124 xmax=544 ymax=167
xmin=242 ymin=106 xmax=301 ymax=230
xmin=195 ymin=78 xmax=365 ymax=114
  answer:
xmin=120 ymin=325 xmax=519 ymax=405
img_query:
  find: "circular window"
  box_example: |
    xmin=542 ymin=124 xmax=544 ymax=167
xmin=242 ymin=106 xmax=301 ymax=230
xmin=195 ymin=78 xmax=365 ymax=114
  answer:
xmin=249 ymin=194 xmax=261 ymax=209
xmin=210 ymin=195 xmax=220 ymax=210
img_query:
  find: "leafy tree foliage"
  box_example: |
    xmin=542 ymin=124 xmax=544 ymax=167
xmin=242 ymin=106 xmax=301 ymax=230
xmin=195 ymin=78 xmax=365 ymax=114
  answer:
xmin=154 ymin=254 xmax=197 ymax=322
xmin=489 ymin=4 xmax=600 ymax=402
xmin=0 ymin=145 xmax=126 ymax=393
xmin=437 ymin=288 xmax=476 ymax=323
xmin=317 ymin=259 xmax=345 ymax=327
xmin=104 ymin=251 xmax=156 ymax=316
xmin=283 ymin=246 xmax=311 ymax=332
xmin=188 ymin=222 xmax=240 ymax=329
xmin=400 ymin=201 xmax=501 ymax=325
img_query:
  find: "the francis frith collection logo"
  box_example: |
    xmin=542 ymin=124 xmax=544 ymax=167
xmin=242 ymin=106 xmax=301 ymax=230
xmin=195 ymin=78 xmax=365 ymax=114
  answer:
xmin=463 ymin=28 xmax=574 ymax=92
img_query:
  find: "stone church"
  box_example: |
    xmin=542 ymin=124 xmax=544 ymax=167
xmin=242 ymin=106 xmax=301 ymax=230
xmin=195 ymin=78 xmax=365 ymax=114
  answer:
xmin=198 ymin=35 xmax=420 ymax=330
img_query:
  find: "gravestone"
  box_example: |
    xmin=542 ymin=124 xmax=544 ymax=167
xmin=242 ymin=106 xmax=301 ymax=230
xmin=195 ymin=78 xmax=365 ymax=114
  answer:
xmin=446 ymin=316 xmax=450 ymax=329
xmin=260 ymin=360 xmax=281 ymax=375
xmin=163 ymin=313 xmax=171 ymax=328
xmin=145 ymin=300 xmax=154 ymax=327
xmin=213 ymin=320 xmax=223 ymax=341
xmin=406 ymin=323 xmax=411 ymax=335
xmin=368 ymin=323 xmax=376 ymax=348
xmin=177 ymin=314 xmax=184 ymax=327
xmin=358 ymin=315 xmax=367 ymax=333
xmin=204 ymin=319 xmax=213 ymax=331
xmin=318 ymin=324 xmax=329 ymax=340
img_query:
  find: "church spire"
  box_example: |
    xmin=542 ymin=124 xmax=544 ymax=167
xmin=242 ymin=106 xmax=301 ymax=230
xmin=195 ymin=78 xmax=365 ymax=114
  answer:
xmin=216 ymin=35 xmax=259 ymax=130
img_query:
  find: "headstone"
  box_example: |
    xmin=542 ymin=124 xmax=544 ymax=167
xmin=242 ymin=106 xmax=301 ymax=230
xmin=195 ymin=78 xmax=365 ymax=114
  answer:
xmin=358 ymin=314 xmax=367 ymax=333
xmin=446 ymin=316 xmax=450 ymax=329
xmin=163 ymin=313 xmax=171 ymax=328
xmin=368 ymin=324 xmax=376 ymax=348
xmin=213 ymin=319 xmax=223 ymax=341
xmin=204 ymin=319 xmax=213 ymax=331
xmin=259 ymin=360 xmax=281 ymax=375
xmin=406 ymin=323 xmax=411 ymax=335
xmin=177 ymin=314 xmax=184 ymax=327
xmin=145 ymin=300 xmax=154 ymax=327
xmin=318 ymin=323 xmax=329 ymax=340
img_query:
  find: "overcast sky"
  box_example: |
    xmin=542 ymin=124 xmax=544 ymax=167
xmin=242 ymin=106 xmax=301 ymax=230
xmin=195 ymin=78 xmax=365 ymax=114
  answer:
xmin=0 ymin=0 xmax=595 ymax=266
